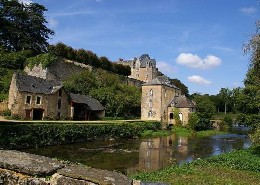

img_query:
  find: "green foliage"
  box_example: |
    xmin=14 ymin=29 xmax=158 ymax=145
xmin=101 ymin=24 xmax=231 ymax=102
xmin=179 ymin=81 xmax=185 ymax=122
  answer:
xmin=169 ymin=78 xmax=189 ymax=96
xmin=0 ymin=67 xmax=13 ymax=101
xmin=0 ymin=49 xmax=34 ymax=69
xmin=64 ymin=69 xmax=141 ymax=118
xmin=0 ymin=121 xmax=161 ymax=149
xmin=48 ymin=43 xmax=131 ymax=76
xmin=172 ymin=108 xmax=181 ymax=126
xmin=187 ymin=113 xmax=199 ymax=130
xmin=192 ymin=94 xmax=216 ymax=130
xmin=172 ymin=126 xmax=194 ymax=137
xmin=0 ymin=1 xmax=54 ymax=53
xmin=250 ymin=128 xmax=260 ymax=151
xmin=25 ymin=53 xmax=58 ymax=69
xmin=223 ymin=115 xmax=233 ymax=126
xmin=131 ymin=149 xmax=260 ymax=184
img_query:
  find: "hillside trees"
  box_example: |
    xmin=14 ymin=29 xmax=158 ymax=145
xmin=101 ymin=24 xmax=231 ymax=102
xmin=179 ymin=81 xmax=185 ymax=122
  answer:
xmin=64 ymin=69 xmax=141 ymax=118
xmin=48 ymin=43 xmax=131 ymax=76
xmin=0 ymin=0 xmax=54 ymax=53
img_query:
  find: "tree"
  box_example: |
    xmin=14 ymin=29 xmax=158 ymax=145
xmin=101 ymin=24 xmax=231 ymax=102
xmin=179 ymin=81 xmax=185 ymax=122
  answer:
xmin=192 ymin=94 xmax=216 ymax=130
xmin=169 ymin=78 xmax=189 ymax=96
xmin=243 ymin=21 xmax=260 ymax=115
xmin=0 ymin=0 xmax=54 ymax=53
xmin=218 ymin=88 xmax=232 ymax=114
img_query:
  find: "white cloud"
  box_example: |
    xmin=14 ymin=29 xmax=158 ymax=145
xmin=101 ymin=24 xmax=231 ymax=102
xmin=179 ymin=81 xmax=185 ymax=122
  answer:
xmin=19 ymin=0 xmax=33 ymax=5
xmin=176 ymin=53 xmax=221 ymax=70
xmin=240 ymin=7 xmax=257 ymax=15
xmin=188 ymin=75 xmax=211 ymax=85
xmin=157 ymin=61 xmax=176 ymax=75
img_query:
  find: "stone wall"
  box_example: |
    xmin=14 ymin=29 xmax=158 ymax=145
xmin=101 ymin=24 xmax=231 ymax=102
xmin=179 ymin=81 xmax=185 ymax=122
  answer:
xmin=24 ymin=59 xmax=92 ymax=81
xmin=0 ymin=150 xmax=140 ymax=185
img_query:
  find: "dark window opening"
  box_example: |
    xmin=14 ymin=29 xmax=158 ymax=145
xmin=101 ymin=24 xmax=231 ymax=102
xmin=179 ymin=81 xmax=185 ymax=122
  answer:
xmin=58 ymin=99 xmax=62 ymax=109
xmin=170 ymin=113 xmax=174 ymax=119
xmin=36 ymin=96 xmax=41 ymax=104
xmin=26 ymin=95 xmax=31 ymax=104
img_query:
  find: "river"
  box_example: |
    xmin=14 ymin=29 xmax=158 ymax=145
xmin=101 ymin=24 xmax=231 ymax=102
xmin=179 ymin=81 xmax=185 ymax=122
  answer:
xmin=22 ymin=126 xmax=251 ymax=175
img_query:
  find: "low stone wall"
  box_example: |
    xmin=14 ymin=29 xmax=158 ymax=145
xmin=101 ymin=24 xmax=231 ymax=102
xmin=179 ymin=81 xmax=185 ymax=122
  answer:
xmin=0 ymin=150 xmax=141 ymax=185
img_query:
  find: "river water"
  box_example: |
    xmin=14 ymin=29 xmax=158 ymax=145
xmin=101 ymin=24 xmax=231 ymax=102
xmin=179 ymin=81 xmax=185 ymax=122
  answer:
xmin=22 ymin=126 xmax=251 ymax=175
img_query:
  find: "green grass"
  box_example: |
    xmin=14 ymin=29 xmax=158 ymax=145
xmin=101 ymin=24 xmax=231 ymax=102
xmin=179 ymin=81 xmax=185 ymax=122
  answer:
xmin=196 ymin=130 xmax=226 ymax=138
xmin=131 ymin=149 xmax=260 ymax=185
xmin=213 ymin=113 xmax=238 ymax=120
xmin=171 ymin=126 xmax=195 ymax=137
xmin=171 ymin=126 xmax=226 ymax=138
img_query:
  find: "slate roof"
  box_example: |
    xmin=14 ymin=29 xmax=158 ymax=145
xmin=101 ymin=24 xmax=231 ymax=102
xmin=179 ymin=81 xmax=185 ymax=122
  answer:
xmin=170 ymin=95 xmax=195 ymax=108
xmin=14 ymin=72 xmax=63 ymax=94
xmin=70 ymin=93 xmax=104 ymax=111
xmin=143 ymin=76 xmax=179 ymax=89
xmin=138 ymin=54 xmax=156 ymax=68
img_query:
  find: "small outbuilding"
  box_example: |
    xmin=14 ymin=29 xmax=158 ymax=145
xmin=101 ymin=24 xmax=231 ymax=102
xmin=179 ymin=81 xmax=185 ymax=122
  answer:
xmin=8 ymin=72 xmax=105 ymax=120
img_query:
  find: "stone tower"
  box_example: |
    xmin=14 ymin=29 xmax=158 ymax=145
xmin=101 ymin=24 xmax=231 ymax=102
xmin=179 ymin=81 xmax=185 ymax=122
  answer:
xmin=116 ymin=54 xmax=158 ymax=83
xmin=141 ymin=76 xmax=181 ymax=128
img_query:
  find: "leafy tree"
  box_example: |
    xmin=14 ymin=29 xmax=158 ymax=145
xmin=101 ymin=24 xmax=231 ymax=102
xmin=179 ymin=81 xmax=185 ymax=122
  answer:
xmin=64 ymin=69 xmax=141 ymax=118
xmin=0 ymin=0 xmax=54 ymax=53
xmin=243 ymin=21 xmax=260 ymax=115
xmin=192 ymin=94 xmax=216 ymax=130
xmin=218 ymin=88 xmax=232 ymax=114
xmin=0 ymin=47 xmax=34 ymax=69
xmin=169 ymin=78 xmax=189 ymax=96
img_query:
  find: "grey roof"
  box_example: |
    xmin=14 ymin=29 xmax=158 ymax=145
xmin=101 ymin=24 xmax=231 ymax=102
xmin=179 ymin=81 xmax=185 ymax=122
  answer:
xmin=138 ymin=54 xmax=156 ymax=68
xmin=15 ymin=72 xmax=63 ymax=94
xmin=143 ymin=76 xmax=179 ymax=89
xmin=170 ymin=95 xmax=195 ymax=108
xmin=70 ymin=93 xmax=104 ymax=111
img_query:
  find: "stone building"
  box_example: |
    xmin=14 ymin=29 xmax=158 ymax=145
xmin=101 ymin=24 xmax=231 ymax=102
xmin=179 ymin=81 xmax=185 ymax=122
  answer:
xmin=141 ymin=76 xmax=195 ymax=128
xmin=8 ymin=72 xmax=104 ymax=120
xmin=116 ymin=54 xmax=159 ymax=83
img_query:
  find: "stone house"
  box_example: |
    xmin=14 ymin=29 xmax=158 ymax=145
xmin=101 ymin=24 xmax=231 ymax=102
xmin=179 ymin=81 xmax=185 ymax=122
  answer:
xmin=141 ymin=76 xmax=195 ymax=128
xmin=8 ymin=72 xmax=104 ymax=120
xmin=115 ymin=54 xmax=159 ymax=83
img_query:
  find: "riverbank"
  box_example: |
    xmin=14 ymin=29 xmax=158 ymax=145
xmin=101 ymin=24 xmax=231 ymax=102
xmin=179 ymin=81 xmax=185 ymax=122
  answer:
xmin=131 ymin=148 xmax=260 ymax=184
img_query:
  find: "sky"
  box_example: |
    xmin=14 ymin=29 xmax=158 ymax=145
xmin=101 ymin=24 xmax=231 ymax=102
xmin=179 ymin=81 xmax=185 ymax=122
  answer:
xmin=20 ymin=0 xmax=260 ymax=95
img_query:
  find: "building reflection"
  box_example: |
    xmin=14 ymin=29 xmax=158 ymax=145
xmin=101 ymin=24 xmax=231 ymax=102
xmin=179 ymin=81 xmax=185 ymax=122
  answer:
xmin=127 ymin=134 xmax=189 ymax=174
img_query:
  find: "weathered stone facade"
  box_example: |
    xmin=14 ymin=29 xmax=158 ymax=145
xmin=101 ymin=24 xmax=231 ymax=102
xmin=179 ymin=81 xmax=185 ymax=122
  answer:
xmin=141 ymin=76 xmax=195 ymax=128
xmin=8 ymin=73 xmax=105 ymax=120
xmin=8 ymin=73 xmax=68 ymax=119
xmin=116 ymin=54 xmax=159 ymax=83
xmin=24 ymin=59 xmax=92 ymax=81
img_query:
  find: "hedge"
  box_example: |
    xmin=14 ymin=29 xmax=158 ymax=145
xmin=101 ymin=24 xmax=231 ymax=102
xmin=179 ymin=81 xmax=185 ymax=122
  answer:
xmin=0 ymin=121 xmax=161 ymax=149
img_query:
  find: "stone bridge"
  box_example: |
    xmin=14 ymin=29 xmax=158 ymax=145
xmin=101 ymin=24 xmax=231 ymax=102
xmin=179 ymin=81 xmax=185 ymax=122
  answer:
xmin=0 ymin=150 xmax=140 ymax=185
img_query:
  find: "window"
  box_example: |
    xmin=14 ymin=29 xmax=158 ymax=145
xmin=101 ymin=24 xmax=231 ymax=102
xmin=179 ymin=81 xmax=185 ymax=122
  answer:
xmin=149 ymin=100 xmax=152 ymax=108
xmin=59 ymin=89 xmax=62 ymax=97
xmin=36 ymin=96 xmax=41 ymax=105
xmin=149 ymin=89 xmax=153 ymax=96
xmin=170 ymin=113 xmax=174 ymax=119
xmin=148 ymin=111 xmax=153 ymax=118
xmin=26 ymin=95 xmax=32 ymax=104
xmin=57 ymin=112 xmax=61 ymax=118
xmin=58 ymin=99 xmax=62 ymax=109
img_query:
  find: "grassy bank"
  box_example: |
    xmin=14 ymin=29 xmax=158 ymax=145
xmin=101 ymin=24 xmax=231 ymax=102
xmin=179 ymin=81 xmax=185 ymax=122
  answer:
xmin=172 ymin=126 xmax=226 ymax=138
xmin=0 ymin=121 xmax=161 ymax=149
xmin=131 ymin=148 xmax=260 ymax=184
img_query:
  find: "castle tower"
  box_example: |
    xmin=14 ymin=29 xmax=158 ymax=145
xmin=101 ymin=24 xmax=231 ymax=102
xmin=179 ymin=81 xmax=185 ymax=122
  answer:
xmin=116 ymin=54 xmax=158 ymax=83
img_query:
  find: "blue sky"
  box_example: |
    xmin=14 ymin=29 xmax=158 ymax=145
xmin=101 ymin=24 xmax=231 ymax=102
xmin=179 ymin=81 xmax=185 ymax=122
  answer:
xmin=21 ymin=0 xmax=259 ymax=95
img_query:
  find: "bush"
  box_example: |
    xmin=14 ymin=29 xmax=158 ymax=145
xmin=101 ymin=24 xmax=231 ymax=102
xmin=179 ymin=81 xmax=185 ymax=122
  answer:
xmin=223 ymin=115 xmax=233 ymax=127
xmin=0 ymin=121 xmax=161 ymax=149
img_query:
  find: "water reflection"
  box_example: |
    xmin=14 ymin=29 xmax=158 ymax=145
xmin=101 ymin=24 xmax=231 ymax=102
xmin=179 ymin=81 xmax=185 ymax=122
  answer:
xmin=22 ymin=126 xmax=252 ymax=175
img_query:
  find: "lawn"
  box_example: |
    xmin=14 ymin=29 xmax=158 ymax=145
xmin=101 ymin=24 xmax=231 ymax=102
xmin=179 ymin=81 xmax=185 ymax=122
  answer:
xmin=131 ymin=149 xmax=260 ymax=185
